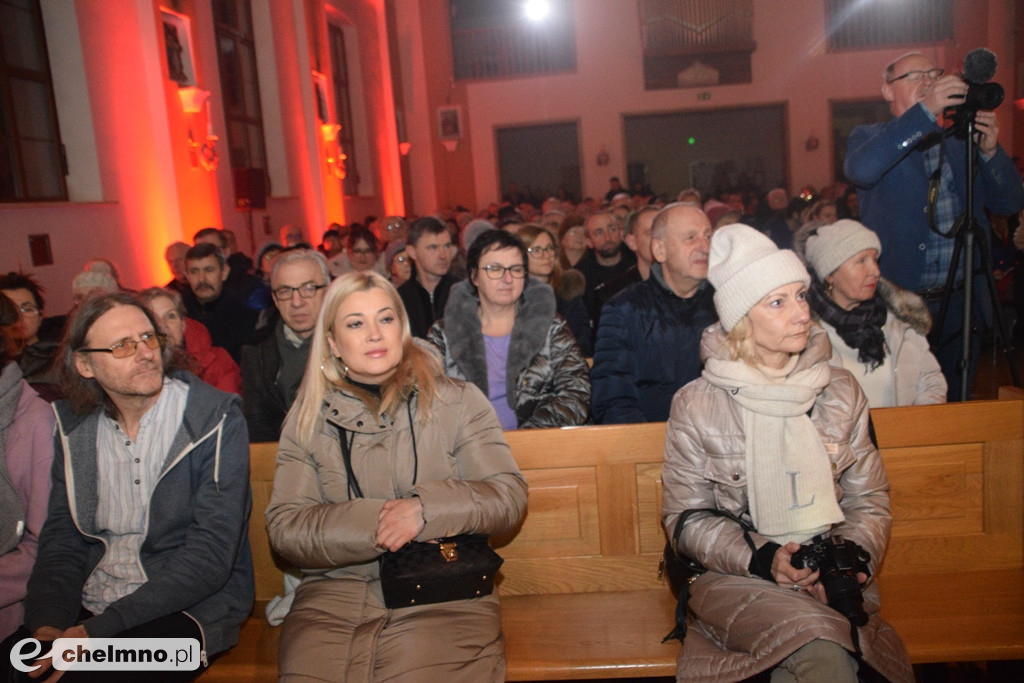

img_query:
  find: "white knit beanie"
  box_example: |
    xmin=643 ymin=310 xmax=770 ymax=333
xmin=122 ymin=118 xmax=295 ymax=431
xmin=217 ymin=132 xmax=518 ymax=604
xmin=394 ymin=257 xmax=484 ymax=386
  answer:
xmin=708 ymin=223 xmax=810 ymax=331
xmin=804 ymin=219 xmax=882 ymax=278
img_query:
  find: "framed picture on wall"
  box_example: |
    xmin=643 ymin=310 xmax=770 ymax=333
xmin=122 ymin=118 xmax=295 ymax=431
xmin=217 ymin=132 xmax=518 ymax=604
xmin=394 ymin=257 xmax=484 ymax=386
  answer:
xmin=438 ymin=106 xmax=462 ymax=141
xmin=161 ymin=8 xmax=197 ymax=87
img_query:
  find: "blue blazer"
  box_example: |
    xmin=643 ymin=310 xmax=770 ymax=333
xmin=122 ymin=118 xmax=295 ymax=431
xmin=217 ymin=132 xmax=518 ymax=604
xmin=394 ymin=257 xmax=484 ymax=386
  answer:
xmin=844 ymin=103 xmax=1024 ymax=291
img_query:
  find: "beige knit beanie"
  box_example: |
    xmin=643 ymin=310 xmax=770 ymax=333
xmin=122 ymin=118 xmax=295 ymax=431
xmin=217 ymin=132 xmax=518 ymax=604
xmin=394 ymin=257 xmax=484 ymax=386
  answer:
xmin=804 ymin=219 xmax=882 ymax=279
xmin=708 ymin=223 xmax=810 ymax=331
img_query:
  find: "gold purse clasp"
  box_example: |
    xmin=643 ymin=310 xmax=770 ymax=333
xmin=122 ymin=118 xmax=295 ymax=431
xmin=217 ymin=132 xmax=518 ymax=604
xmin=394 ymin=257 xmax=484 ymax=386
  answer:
xmin=439 ymin=541 xmax=458 ymax=562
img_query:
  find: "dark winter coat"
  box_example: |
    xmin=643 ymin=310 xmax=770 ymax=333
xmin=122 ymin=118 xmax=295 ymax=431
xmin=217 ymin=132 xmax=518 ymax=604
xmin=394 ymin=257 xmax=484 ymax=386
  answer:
xmin=590 ymin=264 xmax=718 ymax=423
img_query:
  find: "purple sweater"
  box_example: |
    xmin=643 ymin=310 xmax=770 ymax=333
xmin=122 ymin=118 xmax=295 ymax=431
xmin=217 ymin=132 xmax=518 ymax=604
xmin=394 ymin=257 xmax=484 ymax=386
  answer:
xmin=0 ymin=381 xmax=54 ymax=640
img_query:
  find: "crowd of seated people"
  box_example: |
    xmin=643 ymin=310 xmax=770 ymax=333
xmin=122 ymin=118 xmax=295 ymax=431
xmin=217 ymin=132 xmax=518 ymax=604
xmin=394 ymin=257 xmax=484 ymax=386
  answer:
xmin=1 ymin=177 xmax=989 ymax=427
xmin=3 ymin=172 xmax=1020 ymax=682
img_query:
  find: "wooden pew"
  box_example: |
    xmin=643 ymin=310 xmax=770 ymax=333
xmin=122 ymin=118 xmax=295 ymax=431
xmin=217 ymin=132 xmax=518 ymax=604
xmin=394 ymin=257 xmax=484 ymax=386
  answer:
xmin=202 ymin=399 xmax=1024 ymax=681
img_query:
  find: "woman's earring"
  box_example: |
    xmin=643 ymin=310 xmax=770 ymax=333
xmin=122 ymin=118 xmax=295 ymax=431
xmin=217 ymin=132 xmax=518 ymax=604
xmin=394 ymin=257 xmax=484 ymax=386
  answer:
xmin=320 ymin=356 xmax=349 ymax=376
xmin=826 ymin=279 xmax=834 ymax=295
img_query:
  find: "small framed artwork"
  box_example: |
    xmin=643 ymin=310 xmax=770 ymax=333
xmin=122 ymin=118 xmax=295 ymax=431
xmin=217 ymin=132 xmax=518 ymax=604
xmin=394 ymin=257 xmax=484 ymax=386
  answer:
xmin=313 ymin=71 xmax=329 ymax=123
xmin=160 ymin=8 xmax=197 ymax=87
xmin=438 ymin=106 xmax=462 ymax=141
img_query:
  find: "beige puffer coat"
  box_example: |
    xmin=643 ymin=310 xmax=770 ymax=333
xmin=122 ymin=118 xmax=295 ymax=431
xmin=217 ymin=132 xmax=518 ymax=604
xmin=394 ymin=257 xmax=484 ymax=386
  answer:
xmin=266 ymin=377 xmax=528 ymax=681
xmin=662 ymin=324 xmax=913 ymax=683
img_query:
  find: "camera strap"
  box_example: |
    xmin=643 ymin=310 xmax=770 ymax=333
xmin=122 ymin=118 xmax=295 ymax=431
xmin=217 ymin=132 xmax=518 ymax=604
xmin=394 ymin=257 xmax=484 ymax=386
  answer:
xmin=925 ymin=128 xmax=966 ymax=240
xmin=662 ymin=508 xmax=759 ymax=643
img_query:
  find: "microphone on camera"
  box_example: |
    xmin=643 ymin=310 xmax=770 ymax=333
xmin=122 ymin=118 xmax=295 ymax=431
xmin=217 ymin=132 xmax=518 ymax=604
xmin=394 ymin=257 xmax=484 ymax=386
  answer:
xmin=962 ymin=48 xmax=997 ymax=84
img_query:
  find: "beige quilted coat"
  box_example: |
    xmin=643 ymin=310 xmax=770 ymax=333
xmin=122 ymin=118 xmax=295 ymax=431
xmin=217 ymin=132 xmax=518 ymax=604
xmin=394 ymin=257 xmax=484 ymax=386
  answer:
xmin=662 ymin=324 xmax=913 ymax=682
xmin=266 ymin=377 xmax=528 ymax=681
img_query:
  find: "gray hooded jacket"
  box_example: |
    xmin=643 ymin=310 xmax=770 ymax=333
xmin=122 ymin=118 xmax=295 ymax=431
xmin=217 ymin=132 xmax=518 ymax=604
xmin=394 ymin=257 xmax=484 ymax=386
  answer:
xmin=25 ymin=371 xmax=254 ymax=660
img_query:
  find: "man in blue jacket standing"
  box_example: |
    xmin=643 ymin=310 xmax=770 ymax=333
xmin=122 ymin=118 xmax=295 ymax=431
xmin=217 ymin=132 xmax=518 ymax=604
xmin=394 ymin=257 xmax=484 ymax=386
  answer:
xmin=14 ymin=292 xmax=253 ymax=680
xmin=845 ymin=51 xmax=1024 ymax=399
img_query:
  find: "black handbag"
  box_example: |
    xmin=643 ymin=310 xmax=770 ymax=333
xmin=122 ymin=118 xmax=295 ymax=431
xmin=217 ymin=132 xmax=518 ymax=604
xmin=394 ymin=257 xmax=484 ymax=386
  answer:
xmin=377 ymin=533 xmax=503 ymax=608
xmin=336 ymin=406 xmax=503 ymax=609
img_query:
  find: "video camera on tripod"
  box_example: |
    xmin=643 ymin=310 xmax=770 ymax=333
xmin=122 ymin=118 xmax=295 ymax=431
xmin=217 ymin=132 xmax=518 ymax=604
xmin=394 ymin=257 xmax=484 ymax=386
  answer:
xmin=946 ymin=47 xmax=1004 ymax=137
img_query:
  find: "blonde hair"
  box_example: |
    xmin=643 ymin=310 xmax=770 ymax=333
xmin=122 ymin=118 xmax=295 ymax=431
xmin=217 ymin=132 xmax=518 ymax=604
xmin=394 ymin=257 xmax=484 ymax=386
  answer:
xmin=290 ymin=271 xmax=441 ymax=450
xmin=724 ymin=315 xmax=761 ymax=367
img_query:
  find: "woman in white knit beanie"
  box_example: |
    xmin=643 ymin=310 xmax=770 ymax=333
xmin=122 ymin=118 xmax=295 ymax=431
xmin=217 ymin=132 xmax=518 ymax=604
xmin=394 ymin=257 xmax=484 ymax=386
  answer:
xmin=804 ymin=219 xmax=946 ymax=407
xmin=661 ymin=224 xmax=912 ymax=683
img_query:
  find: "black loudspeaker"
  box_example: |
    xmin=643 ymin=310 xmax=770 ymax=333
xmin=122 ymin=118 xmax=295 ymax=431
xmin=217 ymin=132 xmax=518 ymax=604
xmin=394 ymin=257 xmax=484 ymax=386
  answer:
xmin=232 ymin=167 xmax=266 ymax=211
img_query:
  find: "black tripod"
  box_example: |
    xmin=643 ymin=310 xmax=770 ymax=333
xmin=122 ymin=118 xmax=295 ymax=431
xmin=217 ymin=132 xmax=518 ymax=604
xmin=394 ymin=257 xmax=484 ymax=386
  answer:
xmin=931 ymin=116 xmax=1020 ymax=400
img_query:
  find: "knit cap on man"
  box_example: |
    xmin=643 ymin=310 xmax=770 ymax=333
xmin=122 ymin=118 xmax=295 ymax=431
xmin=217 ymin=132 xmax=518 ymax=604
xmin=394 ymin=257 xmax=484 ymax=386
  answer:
xmin=707 ymin=223 xmax=810 ymax=331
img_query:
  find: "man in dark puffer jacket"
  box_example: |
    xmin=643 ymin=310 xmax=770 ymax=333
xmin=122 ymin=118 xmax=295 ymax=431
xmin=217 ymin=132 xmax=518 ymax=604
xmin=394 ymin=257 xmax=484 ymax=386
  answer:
xmin=591 ymin=204 xmax=718 ymax=423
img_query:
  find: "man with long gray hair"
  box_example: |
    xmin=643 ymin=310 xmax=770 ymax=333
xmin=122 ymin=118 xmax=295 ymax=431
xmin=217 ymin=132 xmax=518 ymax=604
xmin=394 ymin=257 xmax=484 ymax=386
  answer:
xmin=14 ymin=292 xmax=253 ymax=679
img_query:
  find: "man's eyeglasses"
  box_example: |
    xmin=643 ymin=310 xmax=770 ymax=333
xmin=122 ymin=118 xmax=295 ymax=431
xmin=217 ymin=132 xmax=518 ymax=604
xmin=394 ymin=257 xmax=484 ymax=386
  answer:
xmin=273 ymin=282 xmax=327 ymax=301
xmin=887 ymin=68 xmax=943 ymax=84
xmin=17 ymin=303 xmax=41 ymax=317
xmin=79 ymin=332 xmax=163 ymax=359
xmin=395 ymin=255 xmax=409 ymax=264
xmin=527 ymin=245 xmax=557 ymax=258
xmin=481 ymin=264 xmax=527 ymax=279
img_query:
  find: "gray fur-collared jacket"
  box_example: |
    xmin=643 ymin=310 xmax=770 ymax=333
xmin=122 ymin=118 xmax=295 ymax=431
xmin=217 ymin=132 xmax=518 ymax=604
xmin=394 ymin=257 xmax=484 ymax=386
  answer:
xmin=427 ymin=279 xmax=590 ymax=428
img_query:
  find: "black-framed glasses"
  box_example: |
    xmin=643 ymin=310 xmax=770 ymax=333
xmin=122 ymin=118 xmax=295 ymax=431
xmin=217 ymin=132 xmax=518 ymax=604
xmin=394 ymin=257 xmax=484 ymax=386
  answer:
xmin=481 ymin=264 xmax=527 ymax=279
xmin=79 ymin=332 xmax=163 ymax=359
xmin=527 ymin=245 xmax=557 ymax=258
xmin=887 ymin=68 xmax=943 ymax=84
xmin=272 ymin=282 xmax=327 ymax=301
xmin=17 ymin=303 xmax=41 ymax=316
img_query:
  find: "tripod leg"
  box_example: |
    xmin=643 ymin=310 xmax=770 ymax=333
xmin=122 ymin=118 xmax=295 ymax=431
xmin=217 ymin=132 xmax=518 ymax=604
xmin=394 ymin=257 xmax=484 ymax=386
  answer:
xmin=974 ymin=222 xmax=1021 ymax=387
xmin=931 ymin=230 xmax=963 ymax=353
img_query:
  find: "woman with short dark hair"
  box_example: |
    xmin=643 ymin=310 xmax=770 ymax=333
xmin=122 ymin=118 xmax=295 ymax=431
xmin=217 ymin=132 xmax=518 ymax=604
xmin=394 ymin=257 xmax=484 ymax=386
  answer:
xmin=428 ymin=230 xmax=590 ymax=429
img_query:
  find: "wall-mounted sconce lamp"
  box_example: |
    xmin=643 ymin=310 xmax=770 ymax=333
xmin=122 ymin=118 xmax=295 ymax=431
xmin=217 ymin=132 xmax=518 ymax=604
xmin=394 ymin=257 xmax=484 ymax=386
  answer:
xmin=319 ymin=123 xmax=346 ymax=179
xmin=596 ymin=149 xmax=610 ymax=166
xmin=188 ymin=130 xmax=219 ymax=172
xmin=441 ymin=139 xmax=458 ymax=153
xmin=179 ymin=86 xmax=217 ymax=171
xmin=321 ymin=123 xmax=341 ymax=142
xmin=178 ymin=86 xmax=210 ymax=113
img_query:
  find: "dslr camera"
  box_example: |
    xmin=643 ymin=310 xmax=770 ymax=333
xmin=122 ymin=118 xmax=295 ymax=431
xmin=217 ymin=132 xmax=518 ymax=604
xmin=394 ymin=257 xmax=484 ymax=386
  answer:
xmin=790 ymin=535 xmax=871 ymax=626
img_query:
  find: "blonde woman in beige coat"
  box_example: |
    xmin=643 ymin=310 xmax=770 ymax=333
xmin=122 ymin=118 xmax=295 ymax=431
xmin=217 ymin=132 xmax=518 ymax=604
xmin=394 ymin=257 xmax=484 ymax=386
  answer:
xmin=662 ymin=225 xmax=912 ymax=683
xmin=266 ymin=271 xmax=528 ymax=682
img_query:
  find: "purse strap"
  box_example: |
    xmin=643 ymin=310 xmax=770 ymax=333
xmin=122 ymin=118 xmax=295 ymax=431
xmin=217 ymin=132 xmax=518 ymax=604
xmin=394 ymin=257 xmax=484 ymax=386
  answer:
xmin=337 ymin=398 xmax=417 ymax=500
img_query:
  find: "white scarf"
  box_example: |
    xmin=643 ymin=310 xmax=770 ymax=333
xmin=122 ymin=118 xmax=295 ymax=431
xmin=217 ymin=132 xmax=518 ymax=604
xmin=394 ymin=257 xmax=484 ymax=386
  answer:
xmin=702 ymin=354 xmax=844 ymax=545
